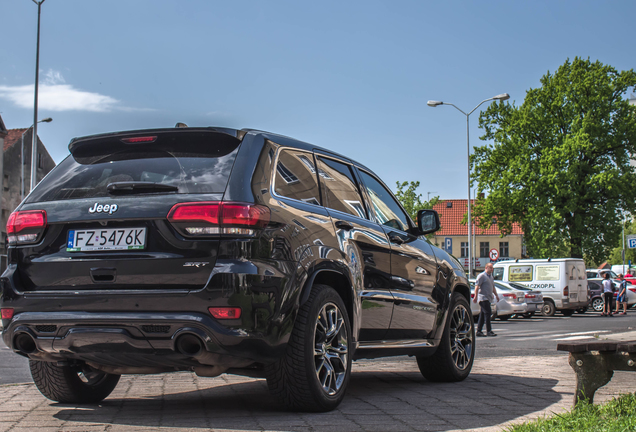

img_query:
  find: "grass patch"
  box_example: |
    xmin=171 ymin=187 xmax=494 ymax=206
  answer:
xmin=507 ymin=393 xmax=636 ymax=432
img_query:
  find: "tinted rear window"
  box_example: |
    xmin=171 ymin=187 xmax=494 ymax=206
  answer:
xmin=27 ymin=131 xmax=240 ymax=203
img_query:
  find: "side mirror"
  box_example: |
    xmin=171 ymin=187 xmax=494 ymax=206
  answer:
xmin=417 ymin=209 xmax=440 ymax=234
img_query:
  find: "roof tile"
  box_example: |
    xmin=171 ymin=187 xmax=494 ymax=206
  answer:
xmin=433 ymin=199 xmax=524 ymax=236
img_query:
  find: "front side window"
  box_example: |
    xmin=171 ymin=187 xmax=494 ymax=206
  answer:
xmin=492 ymin=267 xmax=504 ymax=280
xmin=274 ymin=150 xmax=320 ymax=205
xmin=358 ymin=170 xmax=410 ymax=232
xmin=316 ymin=157 xmax=366 ymax=219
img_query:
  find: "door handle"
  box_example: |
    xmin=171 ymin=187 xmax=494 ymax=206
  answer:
xmin=388 ymin=232 xmax=404 ymax=245
xmin=335 ymin=221 xmax=353 ymax=231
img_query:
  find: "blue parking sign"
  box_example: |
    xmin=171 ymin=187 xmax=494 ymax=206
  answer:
xmin=629 ymin=238 xmax=636 ymax=249
xmin=445 ymin=237 xmax=452 ymax=254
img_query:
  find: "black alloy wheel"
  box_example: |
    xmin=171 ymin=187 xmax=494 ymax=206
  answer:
xmin=416 ymin=292 xmax=474 ymax=382
xmin=29 ymin=360 xmax=120 ymax=403
xmin=265 ymin=284 xmax=351 ymax=412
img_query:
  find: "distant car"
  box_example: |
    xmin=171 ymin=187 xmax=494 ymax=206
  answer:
xmin=499 ymin=281 xmax=544 ymax=318
xmin=587 ymin=277 xmax=636 ymax=310
xmin=588 ymin=279 xmax=616 ymax=312
xmin=469 ymin=286 xmax=497 ymax=318
xmin=470 ymin=280 xmax=527 ymax=320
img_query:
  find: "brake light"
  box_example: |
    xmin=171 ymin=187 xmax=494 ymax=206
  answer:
xmin=470 ymin=294 xmax=475 ymax=299
xmin=629 ymin=288 xmax=636 ymax=293
xmin=167 ymin=202 xmax=270 ymax=237
xmin=7 ymin=210 xmax=47 ymax=245
xmin=525 ymin=294 xmax=536 ymax=299
xmin=563 ymin=287 xmax=569 ymax=297
xmin=502 ymin=293 xmax=516 ymax=299
xmin=208 ymin=307 xmax=241 ymax=319
xmin=121 ymin=136 xmax=157 ymax=144
xmin=1 ymin=308 xmax=14 ymax=319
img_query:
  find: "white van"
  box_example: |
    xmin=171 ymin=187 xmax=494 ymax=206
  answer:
xmin=492 ymin=258 xmax=588 ymax=316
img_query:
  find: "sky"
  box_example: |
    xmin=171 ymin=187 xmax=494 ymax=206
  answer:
xmin=1 ymin=0 xmax=635 ymax=201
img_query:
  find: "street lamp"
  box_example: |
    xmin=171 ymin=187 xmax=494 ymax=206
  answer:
xmin=21 ymin=117 xmax=52 ymax=200
xmin=427 ymin=93 xmax=510 ymax=277
xmin=31 ymin=0 xmax=46 ymax=193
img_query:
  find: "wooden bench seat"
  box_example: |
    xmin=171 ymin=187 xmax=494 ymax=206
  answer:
xmin=557 ymin=340 xmax=636 ymax=405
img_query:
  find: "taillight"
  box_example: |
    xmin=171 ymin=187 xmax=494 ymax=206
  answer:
xmin=563 ymin=287 xmax=569 ymax=296
xmin=167 ymin=202 xmax=270 ymax=237
xmin=7 ymin=210 xmax=47 ymax=245
xmin=121 ymin=136 xmax=157 ymax=144
xmin=470 ymin=294 xmax=475 ymax=299
xmin=502 ymin=293 xmax=516 ymax=299
xmin=208 ymin=307 xmax=241 ymax=319
xmin=629 ymin=288 xmax=636 ymax=293
xmin=525 ymin=294 xmax=536 ymax=299
xmin=1 ymin=308 xmax=14 ymax=319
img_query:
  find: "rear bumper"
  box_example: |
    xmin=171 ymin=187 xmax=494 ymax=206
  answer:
xmin=2 ymin=311 xmax=282 ymax=371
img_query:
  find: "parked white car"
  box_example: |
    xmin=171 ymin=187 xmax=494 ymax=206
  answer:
xmin=470 ymin=280 xmax=526 ymax=320
xmin=498 ymin=281 xmax=544 ymax=318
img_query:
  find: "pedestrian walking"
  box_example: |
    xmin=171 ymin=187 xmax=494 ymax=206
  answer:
xmin=601 ymin=272 xmax=614 ymax=317
xmin=473 ymin=263 xmax=500 ymax=337
xmin=615 ymin=273 xmax=628 ymax=315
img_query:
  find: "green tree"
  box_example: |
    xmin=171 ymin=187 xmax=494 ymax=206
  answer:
xmin=608 ymin=217 xmax=636 ymax=267
xmin=394 ymin=181 xmax=439 ymax=221
xmin=472 ymin=57 xmax=636 ymax=263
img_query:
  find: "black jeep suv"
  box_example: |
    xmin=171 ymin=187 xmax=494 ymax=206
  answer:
xmin=1 ymin=127 xmax=473 ymax=411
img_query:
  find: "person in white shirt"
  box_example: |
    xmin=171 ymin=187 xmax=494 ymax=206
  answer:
xmin=601 ymin=272 xmax=614 ymax=317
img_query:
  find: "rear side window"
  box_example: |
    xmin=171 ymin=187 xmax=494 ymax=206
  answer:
xmin=317 ymin=157 xmax=367 ymax=219
xmin=273 ymin=149 xmax=321 ymax=205
xmin=27 ymin=131 xmax=241 ymax=203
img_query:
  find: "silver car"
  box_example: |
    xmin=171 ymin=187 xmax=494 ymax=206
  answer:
xmin=499 ymin=281 xmax=544 ymax=318
xmin=470 ymin=280 xmax=525 ymax=320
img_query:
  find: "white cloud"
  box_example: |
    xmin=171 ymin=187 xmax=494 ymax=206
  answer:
xmin=43 ymin=69 xmax=66 ymax=85
xmin=0 ymin=69 xmax=152 ymax=113
xmin=0 ymin=83 xmax=119 ymax=112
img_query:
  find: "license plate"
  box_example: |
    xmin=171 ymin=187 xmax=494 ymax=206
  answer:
xmin=67 ymin=228 xmax=146 ymax=252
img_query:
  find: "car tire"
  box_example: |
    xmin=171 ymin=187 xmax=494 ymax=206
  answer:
xmin=498 ymin=315 xmax=511 ymax=321
xmin=542 ymin=300 xmax=556 ymax=316
xmin=591 ymin=298 xmax=604 ymax=312
xmin=29 ymin=360 xmax=120 ymax=403
xmin=576 ymin=308 xmax=587 ymax=314
xmin=562 ymin=309 xmax=575 ymax=317
xmin=265 ymin=284 xmax=351 ymax=412
xmin=522 ymin=312 xmax=534 ymax=319
xmin=416 ymin=292 xmax=474 ymax=382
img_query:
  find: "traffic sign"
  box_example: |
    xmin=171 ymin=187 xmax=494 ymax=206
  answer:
xmin=489 ymin=248 xmax=499 ymax=261
xmin=628 ymin=234 xmax=636 ymax=249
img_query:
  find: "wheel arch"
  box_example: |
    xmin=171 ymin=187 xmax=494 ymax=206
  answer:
xmin=300 ymin=269 xmax=355 ymax=330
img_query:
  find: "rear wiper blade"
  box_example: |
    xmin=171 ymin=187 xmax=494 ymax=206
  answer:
xmin=107 ymin=181 xmax=179 ymax=194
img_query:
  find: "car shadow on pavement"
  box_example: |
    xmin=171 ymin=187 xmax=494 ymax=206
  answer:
xmin=49 ymin=370 xmax=562 ymax=431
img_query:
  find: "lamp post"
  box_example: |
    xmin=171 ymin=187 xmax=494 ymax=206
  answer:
xmin=427 ymin=93 xmax=510 ymax=277
xmin=31 ymin=0 xmax=46 ymax=193
xmin=21 ymin=118 xmax=52 ymax=200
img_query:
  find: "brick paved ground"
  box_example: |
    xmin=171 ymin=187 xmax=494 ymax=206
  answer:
xmin=0 ymin=354 xmax=635 ymax=432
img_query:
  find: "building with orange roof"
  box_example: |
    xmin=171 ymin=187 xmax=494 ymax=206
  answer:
xmin=429 ymin=199 xmax=525 ymax=276
xmin=0 ymin=115 xmax=55 ymax=266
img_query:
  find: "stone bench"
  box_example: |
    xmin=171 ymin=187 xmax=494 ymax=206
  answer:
xmin=557 ymin=340 xmax=636 ymax=405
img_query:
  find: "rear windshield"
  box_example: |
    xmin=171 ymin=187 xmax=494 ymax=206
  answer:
xmin=27 ymin=131 xmax=240 ymax=203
